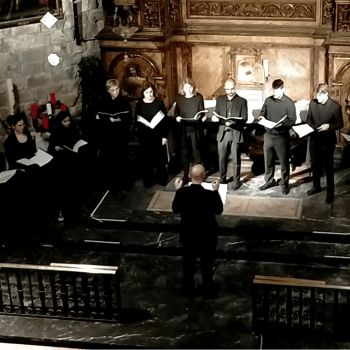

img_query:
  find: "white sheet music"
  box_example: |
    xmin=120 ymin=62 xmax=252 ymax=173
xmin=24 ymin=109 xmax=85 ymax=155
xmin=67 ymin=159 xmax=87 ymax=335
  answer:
xmin=0 ymin=169 xmax=17 ymax=184
xmin=292 ymin=124 xmax=314 ymax=138
xmin=188 ymin=182 xmax=227 ymax=204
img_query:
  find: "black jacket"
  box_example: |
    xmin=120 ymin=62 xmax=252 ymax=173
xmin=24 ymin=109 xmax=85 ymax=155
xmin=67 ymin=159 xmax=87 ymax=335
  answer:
xmin=306 ymin=98 xmax=343 ymax=145
xmin=215 ymin=94 xmax=248 ymax=142
xmin=172 ymin=184 xmax=223 ymax=247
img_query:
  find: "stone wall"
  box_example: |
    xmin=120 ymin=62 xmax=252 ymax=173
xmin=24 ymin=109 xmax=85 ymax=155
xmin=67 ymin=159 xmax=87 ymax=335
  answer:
xmin=0 ymin=0 xmax=104 ymax=150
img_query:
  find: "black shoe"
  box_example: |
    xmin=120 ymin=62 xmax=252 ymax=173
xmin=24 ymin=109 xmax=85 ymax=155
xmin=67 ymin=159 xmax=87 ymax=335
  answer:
xmin=282 ymin=185 xmax=290 ymax=195
xmin=325 ymin=193 xmax=334 ymax=204
xmin=307 ymin=187 xmax=322 ymax=196
xmin=229 ymin=180 xmax=242 ymax=191
xmin=259 ymin=181 xmax=277 ymax=191
xmin=219 ymin=177 xmax=228 ymax=184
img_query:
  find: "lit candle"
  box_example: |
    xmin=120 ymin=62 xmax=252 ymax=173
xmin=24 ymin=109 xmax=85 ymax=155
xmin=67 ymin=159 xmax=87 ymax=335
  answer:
xmin=31 ymin=104 xmax=37 ymax=118
xmin=43 ymin=116 xmax=49 ymax=130
xmin=46 ymin=103 xmax=52 ymax=115
xmin=262 ymin=59 xmax=269 ymax=77
xmin=50 ymin=93 xmax=56 ymax=105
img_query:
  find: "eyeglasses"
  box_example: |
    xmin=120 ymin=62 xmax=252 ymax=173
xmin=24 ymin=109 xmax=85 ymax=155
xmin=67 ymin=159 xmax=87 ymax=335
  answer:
xmin=225 ymin=88 xmax=235 ymax=91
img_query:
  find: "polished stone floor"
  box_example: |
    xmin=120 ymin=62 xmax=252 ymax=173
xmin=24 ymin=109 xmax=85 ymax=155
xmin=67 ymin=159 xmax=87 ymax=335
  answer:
xmin=1 ymin=149 xmax=350 ymax=349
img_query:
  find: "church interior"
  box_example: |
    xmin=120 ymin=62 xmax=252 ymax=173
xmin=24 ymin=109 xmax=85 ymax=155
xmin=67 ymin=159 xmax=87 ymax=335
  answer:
xmin=1 ymin=0 xmax=350 ymax=348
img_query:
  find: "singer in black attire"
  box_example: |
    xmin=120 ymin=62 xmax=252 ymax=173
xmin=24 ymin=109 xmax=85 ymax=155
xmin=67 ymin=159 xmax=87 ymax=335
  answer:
xmin=259 ymin=79 xmax=296 ymax=194
xmin=97 ymin=79 xmax=132 ymax=188
xmin=306 ymin=83 xmax=344 ymax=203
xmin=174 ymin=79 xmax=205 ymax=183
xmin=136 ymin=83 xmax=169 ymax=187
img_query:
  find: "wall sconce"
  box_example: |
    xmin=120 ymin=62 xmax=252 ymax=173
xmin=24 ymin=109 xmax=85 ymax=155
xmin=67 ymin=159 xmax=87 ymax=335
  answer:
xmin=262 ymin=59 xmax=269 ymax=83
xmin=112 ymin=25 xmax=138 ymax=42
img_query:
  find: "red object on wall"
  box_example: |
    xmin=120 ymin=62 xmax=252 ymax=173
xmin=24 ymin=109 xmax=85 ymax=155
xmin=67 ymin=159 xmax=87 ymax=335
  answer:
xmin=61 ymin=104 xmax=67 ymax=111
xmin=43 ymin=116 xmax=49 ymax=130
xmin=50 ymin=93 xmax=56 ymax=105
xmin=31 ymin=104 xmax=37 ymax=118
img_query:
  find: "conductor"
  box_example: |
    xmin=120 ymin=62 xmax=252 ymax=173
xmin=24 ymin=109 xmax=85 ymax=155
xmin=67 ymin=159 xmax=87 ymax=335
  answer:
xmin=172 ymin=164 xmax=223 ymax=299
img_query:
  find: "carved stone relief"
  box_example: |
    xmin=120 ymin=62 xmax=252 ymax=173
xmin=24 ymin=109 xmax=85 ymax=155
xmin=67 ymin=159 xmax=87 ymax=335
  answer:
xmin=322 ymin=0 xmax=334 ymax=25
xmin=144 ymin=0 xmax=161 ymax=27
xmin=188 ymin=1 xmax=316 ymax=20
xmin=337 ymin=4 xmax=350 ymax=31
xmin=169 ymin=0 xmax=180 ymax=21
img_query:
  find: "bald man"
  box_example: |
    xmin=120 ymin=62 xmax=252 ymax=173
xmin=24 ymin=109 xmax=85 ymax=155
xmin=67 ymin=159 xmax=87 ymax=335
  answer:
xmin=212 ymin=78 xmax=248 ymax=190
xmin=172 ymin=164 xmax=223 ymax=299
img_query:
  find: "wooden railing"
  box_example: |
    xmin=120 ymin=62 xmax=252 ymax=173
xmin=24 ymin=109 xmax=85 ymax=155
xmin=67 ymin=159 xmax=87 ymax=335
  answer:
xmin=0 ymin=263 xmax=121 ymax=322
xmin=252 ymin=275 xmax=350 ymax=339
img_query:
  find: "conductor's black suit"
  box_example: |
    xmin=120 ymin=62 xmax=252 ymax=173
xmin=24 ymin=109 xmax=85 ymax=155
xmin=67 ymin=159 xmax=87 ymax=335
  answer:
xmin=172 ymin=184 xmax=223 ymax=295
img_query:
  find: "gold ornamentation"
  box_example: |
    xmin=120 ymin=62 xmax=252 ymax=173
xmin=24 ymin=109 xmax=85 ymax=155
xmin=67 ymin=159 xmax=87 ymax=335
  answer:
xmin=169 ymin=0 xmax=180 ymax=21
xmin=322 ymin=0 xmax=333 ymax=25
xmin=337 ymin=4 xmax=350 ymax=31
xmin=144 ymin=1 xmax=161 ymax=27
xmin=189 ymin=1 xmax=315 ymax=20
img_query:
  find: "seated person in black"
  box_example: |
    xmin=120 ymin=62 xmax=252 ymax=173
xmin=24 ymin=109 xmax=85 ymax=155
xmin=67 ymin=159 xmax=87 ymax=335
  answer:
xmin=5 ymin=113 xmax=36 ymax=170
xmin=136 ymin=82 xmax=169 ymax=187
xmin=48 ymin=111 xmax=82 ymax=155
xmin=3 ymin=113 xmax=57 ymax=237
xmin=48 ymin=111 xmax=93 ymax=219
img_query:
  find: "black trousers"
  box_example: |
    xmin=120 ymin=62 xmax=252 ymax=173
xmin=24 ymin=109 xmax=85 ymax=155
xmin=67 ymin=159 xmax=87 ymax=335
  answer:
xmin=263 ymin=133 xmax=290 ymax=186
xmin=140 ymin=140 xmax=168 ymax=187
xmin=218 ymin=131 xmax=242 ymax=181
xmin=181 ymin=131 xmax=202 ymax=178
xmin=310 ymin=138 xmax=335 ymax=195
xmin=182 ymin=245 xmax=215 ymax=292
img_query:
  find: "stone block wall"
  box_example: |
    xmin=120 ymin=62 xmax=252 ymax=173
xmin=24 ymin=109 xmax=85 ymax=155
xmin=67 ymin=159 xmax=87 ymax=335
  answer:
xmin=0 ymin=0 xmax=104 ymax=149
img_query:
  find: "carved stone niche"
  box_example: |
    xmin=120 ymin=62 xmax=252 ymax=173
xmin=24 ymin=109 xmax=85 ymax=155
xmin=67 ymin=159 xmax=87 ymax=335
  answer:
xmin=107 ymin=52 xmax=166 ymax=100
xmin=335 ymin=0 xmax=350 ymax=33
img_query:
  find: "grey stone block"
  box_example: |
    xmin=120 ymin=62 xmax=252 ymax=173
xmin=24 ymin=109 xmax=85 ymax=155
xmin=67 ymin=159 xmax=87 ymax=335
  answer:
xmin=27 ymin=33 xmax=51 ymax=48
xmin=19 ymin=89 xmax=36 ymax=103
xmin=27 ymin=75 xmax=50 ymax=89
xmin=22 ymin=63 xmax=44 ymax=78
xmin=12 ymin=24 xmax=40 ymax=36
xmin=3 ymin=35 xmax=30 ymax=51
xmin=0 ymin=28 xmax=11 ymax=38
xmin=52 ymin=66 xmax=75 ymax=80
xmin=21 ymin=47 xmax=48 ymax=63
xmin=51 ymin=30 xmax=68 ymax=44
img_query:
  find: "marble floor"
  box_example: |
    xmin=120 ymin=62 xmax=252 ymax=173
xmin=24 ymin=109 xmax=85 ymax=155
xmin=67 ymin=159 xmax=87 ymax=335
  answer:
xmin=1 ymin=151 xmax=350 ymax=349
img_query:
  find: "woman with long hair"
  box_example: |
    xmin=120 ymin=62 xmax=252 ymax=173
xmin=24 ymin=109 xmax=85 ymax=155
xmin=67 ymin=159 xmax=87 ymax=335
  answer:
xmin=136 ymin=82 xmax=169 ymax=187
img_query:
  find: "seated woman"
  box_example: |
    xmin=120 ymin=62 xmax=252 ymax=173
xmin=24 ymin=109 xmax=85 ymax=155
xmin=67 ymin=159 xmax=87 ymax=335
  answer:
xmin=136 ymin=82 xmax=169 ymax=187
xmin=48 ymin=110 xmax=82 ymax=155
xmin=3 ymin=113 xmax=58 ymax=235
xmin=48 ymin=110 xmax=92 ymax=218
xmin=4 ymin=113 xmax=36 ymax=170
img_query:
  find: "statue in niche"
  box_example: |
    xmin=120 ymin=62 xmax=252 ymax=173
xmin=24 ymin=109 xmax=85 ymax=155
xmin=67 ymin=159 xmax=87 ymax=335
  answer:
xmin=120 ymin=63 xmax=148 ymax=99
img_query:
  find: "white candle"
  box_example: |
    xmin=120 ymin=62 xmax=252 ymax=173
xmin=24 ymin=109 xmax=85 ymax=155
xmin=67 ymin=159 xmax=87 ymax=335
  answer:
xmin=6 ymin=79 xmax=15 ymax=115
xmin=262 ymin=59 xmax=269 ymax=77
xmin=46 ymin=103 xmax=52 ymax=115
